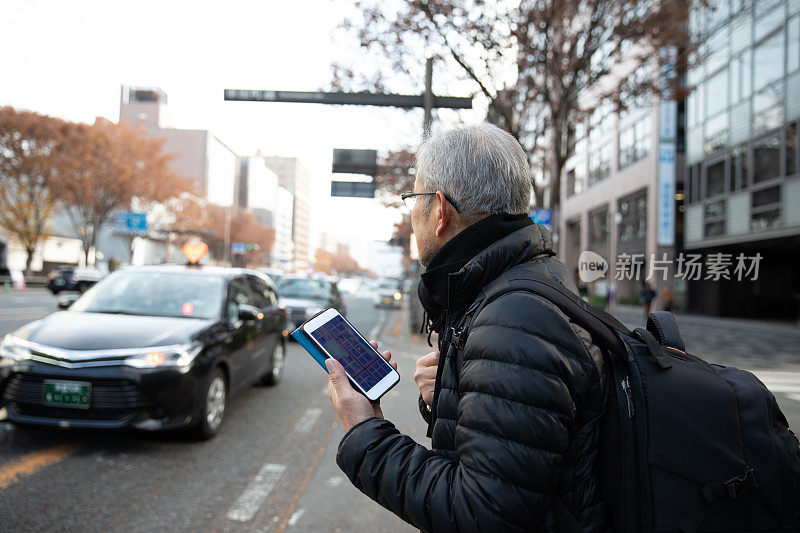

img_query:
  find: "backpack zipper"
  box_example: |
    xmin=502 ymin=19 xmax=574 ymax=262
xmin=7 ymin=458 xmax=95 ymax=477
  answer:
xmin=622 ymin=376 xmax=635 ymax=418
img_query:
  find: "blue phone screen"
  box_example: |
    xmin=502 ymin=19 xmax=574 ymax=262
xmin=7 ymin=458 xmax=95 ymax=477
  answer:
xmin=308 ymin=315 xmax=391 ymax=390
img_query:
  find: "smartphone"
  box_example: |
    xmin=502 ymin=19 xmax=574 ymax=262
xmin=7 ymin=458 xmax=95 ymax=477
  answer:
xmin=301 ymin=308 xmax=400 ymax=401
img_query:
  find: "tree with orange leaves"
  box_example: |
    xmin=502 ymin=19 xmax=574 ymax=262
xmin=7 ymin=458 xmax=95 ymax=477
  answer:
xmin=230 ymin=210 xmax=276 ymax=267
xmin=0 ymin=107 xmax=71 ymax=274
xmin=56 ymin=118 xmax=191 ymax=265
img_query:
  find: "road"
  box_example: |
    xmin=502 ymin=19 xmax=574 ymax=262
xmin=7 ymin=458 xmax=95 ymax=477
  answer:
xmin=0 ymin=289 xmax=799 ymax=532
xmin=0 ymin=290 xmax=420 ymax=533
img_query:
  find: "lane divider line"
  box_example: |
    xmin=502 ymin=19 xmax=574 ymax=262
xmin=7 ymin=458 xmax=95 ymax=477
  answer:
xmin=292 ymin=408 xmax=323 ymax=434
xmin=274 ymin=420 xmax=339 ymax=533
xmin=287 ymin=508 xmax=305 ymax=527
xmin=226 ymin=463 xmax=287 ymax=522
xmin=369 ymin=310 xmax=388 ymax=341
xmin=0 ymin=442 xmax=81 ymax=490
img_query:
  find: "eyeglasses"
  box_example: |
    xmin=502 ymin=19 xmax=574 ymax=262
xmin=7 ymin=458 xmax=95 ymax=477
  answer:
xmin=400 ymin=191 xmax=461 ymax=213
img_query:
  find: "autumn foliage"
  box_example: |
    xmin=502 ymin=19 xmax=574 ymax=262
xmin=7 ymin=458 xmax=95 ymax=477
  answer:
xmin=0 ymin=107 xmax=71 ymax=273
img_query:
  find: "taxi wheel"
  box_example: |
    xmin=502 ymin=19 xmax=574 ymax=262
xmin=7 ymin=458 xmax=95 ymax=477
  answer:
xmin=261 ymin=342 xmax=285 ymax=386
xmin=194 ymin=367 xmax=227 ymax=439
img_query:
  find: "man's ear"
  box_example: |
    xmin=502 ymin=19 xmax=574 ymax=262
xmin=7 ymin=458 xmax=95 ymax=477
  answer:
xmin=434 ymin=191 xmax=452 ymax=237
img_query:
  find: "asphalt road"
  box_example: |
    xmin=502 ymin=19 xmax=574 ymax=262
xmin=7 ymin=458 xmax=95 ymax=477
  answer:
xmin=0 ymin=290 xmax=419 ymax=533
xmin=1 ymin=289 xmax=799 ymax=532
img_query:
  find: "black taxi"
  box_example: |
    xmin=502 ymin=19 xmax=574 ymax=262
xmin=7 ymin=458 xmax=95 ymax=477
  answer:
xmin=0 ymin=264 xmax=288 ymax=439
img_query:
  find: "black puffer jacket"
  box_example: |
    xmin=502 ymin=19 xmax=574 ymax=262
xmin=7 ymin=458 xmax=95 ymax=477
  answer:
xmin=337 ymin=224 xmax=609 ymax=532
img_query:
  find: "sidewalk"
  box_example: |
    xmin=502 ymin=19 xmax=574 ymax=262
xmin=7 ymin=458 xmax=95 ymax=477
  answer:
xmin=609 ymin=304 xmax=800 ymax=369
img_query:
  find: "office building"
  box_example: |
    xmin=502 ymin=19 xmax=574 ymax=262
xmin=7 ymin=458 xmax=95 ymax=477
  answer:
xmin=263 ymin=156 xmax=312 ymax=269
xmin=683 ymin=0 xmax=800 ymax=318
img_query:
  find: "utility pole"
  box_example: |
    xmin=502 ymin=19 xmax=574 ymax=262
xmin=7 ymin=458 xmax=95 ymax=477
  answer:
xmin=423 ymin=57 xmax=434 ymax=137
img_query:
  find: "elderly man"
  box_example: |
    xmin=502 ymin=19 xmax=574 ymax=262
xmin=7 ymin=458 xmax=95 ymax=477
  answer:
xmin=325 ymin=123 xmax=609 ymax=532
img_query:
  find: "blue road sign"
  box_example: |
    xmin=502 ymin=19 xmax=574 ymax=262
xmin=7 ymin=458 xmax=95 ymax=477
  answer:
xmin=115 ymin=211 xmax=148 ymax=235
xmin=231 ymin=242 xmax=247 ymax=255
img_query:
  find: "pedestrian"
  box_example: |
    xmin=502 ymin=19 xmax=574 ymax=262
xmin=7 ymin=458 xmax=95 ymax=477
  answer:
xmin=640 ymin=280 xmax=656 ymax=318
xmin=325 ymin=123 xmax=609 ymax=532
xmin=660 ymin=284 xmax=674 ymax=312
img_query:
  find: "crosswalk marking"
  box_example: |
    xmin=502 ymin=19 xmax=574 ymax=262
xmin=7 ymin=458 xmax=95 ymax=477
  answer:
xmin=226 ymin=463 xmax=286 ymax=522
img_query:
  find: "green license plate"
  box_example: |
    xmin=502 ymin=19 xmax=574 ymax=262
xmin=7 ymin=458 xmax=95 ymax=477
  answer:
xmin=43 ymin=380 xmax=91 ymax=409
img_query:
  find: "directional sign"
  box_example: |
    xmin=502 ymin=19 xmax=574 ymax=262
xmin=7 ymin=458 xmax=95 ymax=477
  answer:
xmin=231 ymin=242 xmax=247 ymax=255
xmin=224 ymin=89 xmax=472 ymax=109
xmin=115 ymin=211 xmax=147 ymax=235
xmin=331 ymin=181 xmax=376 ymax=198
xmin=332 ymin=149 xmax=378 ymax=175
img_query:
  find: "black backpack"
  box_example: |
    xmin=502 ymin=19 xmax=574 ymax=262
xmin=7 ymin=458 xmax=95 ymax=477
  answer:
xmin=459 ymin=272 xmax=800 ymax=532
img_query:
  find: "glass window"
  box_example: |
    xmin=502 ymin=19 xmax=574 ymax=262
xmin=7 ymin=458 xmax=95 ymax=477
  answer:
xmin=756 ymin=0 xmax=783 ymax=18
xmin=753 ymin=82 xmax=785 ymax=134
xmin=705 ymin=112 xmax=730 ymax=153
xmin=741 ymin=50 xmax=752 ymax=99
xmin=618 ymin=114 xmax=651 ymax=169
xmin=704 ymin=200 xmax=726 ymax=237
xmin=787 ymin=123 xmax=798 ymax=176
xmin=228 ymin=277 xmax=253 ymax=320
xmin=708 ymin=0 xmax=730 ymax=28
xmin=788 ymin=16 xmax=800 ymax=73
xmin=618 ymin=190 xmax=648 ymax=243
xmin=588 ymin=208 xmax=609 ymax=248
xmin=687 ymin=91 xmax=698 ymax=128
xmin=731 ymin=146 xmax=748 ymax=190
xmin=753 ymin=134 xmax=781 ymax=183
xmin=706 ymin=160 xmax=726 ymax=196
xmin=754 ymin=33 xmax=786 ymax=92
xmin=706 ymin=26 xmax=730 ymax=75
xmin=731 ymin=57 xmax=741 ymax=103
xmin=752 ymin=185 xmax=781 ymax=207
xmin=792 ymin=0 xmax=800 ymax=16
xmin=707 ymin=68 xmax=729 ymax=116
xmin=755 ymin=5 xmax=786 ymax=42
xmin=732 ymin=13 xmax=753 ymax=54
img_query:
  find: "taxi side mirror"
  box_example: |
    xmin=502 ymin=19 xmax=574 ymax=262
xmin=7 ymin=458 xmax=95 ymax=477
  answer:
xmin=57 ymin=294 xmax=79 ymax=310
xmin=238 ymin=304 xmax=262 ymax=322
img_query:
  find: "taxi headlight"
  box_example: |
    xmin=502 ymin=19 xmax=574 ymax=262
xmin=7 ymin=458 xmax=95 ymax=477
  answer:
xmin=0 ymin=335 xmax=31 ymax=365
xmin=124 ymin=342 xmax=203 ymax=369
xmin=393 ymin=292 xmax=402 ymax=301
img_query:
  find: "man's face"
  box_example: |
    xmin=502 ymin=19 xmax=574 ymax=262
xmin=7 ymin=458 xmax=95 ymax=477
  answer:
xmin=410 ymin=177 xmax=440 ymax=267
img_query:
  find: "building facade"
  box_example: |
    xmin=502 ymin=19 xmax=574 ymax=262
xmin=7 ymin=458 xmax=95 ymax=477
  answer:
xmin=559 ymin=96 xmax=685 ymax=303
xmin=683 ymin=0 xmax=800 ymax=318
xmin=263 ymin=156 xmax=312 ymax=270
xmin=237 ymin=155 xmax=295 ymax=268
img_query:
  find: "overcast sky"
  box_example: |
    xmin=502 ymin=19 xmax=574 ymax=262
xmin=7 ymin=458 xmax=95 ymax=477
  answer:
xmin=0 ymin=0 xmax=484 ymax=266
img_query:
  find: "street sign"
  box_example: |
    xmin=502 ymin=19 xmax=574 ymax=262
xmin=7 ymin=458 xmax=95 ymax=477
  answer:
xmin=231 ymin=242 xmax=247 ymax=255
xmin=332 ymin=149 xmax=377 ymax=175
xmin=115 ymin=211 xmax=147 ymax=235
xmin=331 ymin=181 xmax=376 ymax=198
xmin=224 ymin=89 xmax=472 ymax=109
xmin=531 ymin=208 xmax=551 ymax=227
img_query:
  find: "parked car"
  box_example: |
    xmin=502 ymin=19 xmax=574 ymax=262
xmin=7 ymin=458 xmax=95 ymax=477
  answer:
xmin=373 ymin=279 xmax=403 ymax=308
xmin=46 ymin=266 xmax=106 ymax=294
xmin=276 ymin=276 xmax=346 ymax=332
xmin=1 ymin=265 xmax=287 ymax=439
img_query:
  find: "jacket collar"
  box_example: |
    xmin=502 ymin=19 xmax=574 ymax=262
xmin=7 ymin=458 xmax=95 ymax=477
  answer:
xmin=419 ymin=215 xmax=554 ymax=331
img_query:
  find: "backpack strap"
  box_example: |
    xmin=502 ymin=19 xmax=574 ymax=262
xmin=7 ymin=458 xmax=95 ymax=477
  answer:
xmin=646 ymin=311 xmax=686 ymax=352
xmin=678 ymin=467 xmax=759 ymax=533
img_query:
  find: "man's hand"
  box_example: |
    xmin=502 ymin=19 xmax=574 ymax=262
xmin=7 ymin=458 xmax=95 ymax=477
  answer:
xmin=326 ymin=341 xmax=397 ymax=433
xmin=414 ymin=350 xmax=439 ymax=407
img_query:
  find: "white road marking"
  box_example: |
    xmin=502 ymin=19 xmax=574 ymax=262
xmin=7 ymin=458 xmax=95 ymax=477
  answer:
xmin=369 ymin=310 xmax=388 ymax=341
xmin=226 ymin=463 xmax=287 ymax=522
xmin=292 ymin=408 xmax=323 ymax=434
xmin=327 ymin=476 xmax=343 ymax=487
xmin=287 ymin=508 xmax=305 ymax=527
xmin=751 ymin=371 xmax=800 ymax=400
xmin=0 ymin=307 xmax=51 ymax=314
xmin=0 ymin=407 xmax=7 ymax=421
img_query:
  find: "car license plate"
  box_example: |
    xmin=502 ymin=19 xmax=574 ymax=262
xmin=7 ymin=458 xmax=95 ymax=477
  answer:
xmin=43 ymin=380 xmax=91 ymax=409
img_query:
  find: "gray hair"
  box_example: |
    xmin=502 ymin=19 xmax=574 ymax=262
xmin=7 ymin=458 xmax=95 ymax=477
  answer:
xmin=414 ymin=122 xmax=531 ymax=215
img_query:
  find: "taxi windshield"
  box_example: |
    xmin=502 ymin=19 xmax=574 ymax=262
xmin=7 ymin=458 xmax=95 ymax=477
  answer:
xmin=70 ymin=271 xmax=226 ymax=319
xmin=277 ymin=278 xmax=331 ymax=300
